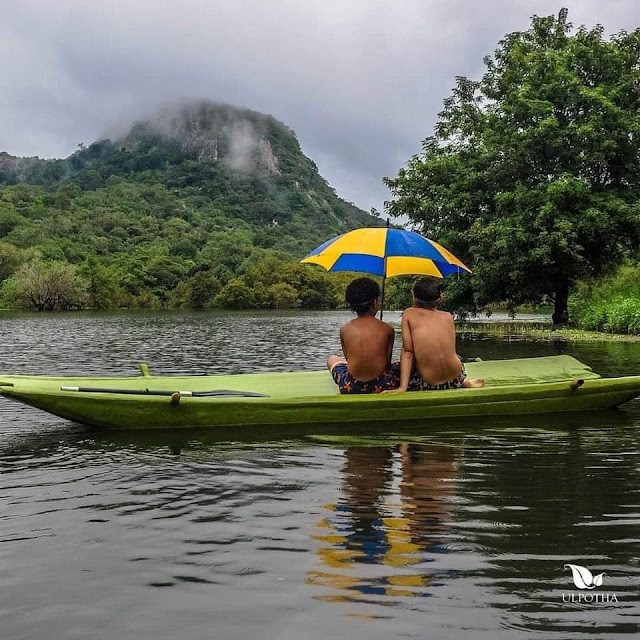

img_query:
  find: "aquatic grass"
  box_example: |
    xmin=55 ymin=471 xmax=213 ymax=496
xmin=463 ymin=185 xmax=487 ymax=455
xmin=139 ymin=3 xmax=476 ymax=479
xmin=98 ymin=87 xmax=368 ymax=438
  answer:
xmin=456 ymin=323 xmax=640 ymax=343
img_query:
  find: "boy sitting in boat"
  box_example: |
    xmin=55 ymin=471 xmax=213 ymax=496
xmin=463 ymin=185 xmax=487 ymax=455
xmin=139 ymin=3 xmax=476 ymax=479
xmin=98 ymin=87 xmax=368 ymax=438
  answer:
xmin=327 ymin=277 xmax=399 ymax=394
xmin=386 ymin=277 xmax=484 ymax=393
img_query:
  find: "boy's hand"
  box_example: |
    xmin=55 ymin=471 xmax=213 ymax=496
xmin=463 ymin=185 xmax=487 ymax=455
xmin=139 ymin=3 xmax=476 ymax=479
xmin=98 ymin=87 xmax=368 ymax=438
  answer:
xmin=382 ymin=386 xmax=407 ymax=394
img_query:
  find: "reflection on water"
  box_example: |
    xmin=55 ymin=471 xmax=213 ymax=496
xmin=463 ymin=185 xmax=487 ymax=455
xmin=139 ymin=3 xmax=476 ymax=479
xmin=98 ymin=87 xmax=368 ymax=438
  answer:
xmin=1 ymin=310 xmax=640 ymax=639
xmin=309 ymin=444 xmax=458 ymax=602
xmin=303 ymin=426 xmax=640 ymax=636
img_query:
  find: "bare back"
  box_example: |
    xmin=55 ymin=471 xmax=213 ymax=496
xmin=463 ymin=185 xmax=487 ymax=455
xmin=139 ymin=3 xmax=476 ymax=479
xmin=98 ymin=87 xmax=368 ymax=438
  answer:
xmin=403 ymin=307 xmax=462 ymax=385
xmin=340 ymin=316 xmax=394 ymax=382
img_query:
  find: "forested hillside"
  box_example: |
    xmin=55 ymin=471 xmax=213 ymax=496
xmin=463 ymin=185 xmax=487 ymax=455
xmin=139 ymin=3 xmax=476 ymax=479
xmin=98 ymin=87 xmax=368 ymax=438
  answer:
xmin=0 ymin=101 xmax=378 ymax=310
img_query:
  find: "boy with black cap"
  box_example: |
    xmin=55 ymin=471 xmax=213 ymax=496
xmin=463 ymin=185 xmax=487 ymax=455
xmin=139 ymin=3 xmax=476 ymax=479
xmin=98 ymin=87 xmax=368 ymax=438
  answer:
xmin=386 ymin=277 xmax=484 ymax=393
xmin=327 ymin=277 xmax=399 ymax=394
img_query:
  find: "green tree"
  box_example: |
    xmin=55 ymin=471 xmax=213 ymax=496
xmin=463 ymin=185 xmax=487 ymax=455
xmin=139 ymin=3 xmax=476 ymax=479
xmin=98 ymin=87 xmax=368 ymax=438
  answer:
xmin=5 ymin=260 xmax=87 ymax=311
xmin=213 ymin=278 xmax=255 ymax=309
xmin=0 ymin=241 xmax=28 ymax=282
xmin=287 ymin=264 xmax=338 ymax=309
xmin=200 ymin=231 xmax=254 ymax=275
xmin=79 ymin=257 xmax=127 ymax=309
xmin=0 ymin=203 xmax=22 ymax=237
xmin=264 ymin=282 xmax=301 ymax=308
xmin=385 ymin=9 xmax=640 ymax=324
xmin=179 ymin=270 xmax=221 ymax=308
xmin=384 ymin=276 xmax=414 ymax=311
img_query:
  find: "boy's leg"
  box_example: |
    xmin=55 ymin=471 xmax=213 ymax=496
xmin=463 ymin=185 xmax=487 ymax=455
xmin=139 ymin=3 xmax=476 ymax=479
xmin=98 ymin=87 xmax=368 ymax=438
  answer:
xmin=326 ymin=358 xmax=355 ymax=394
xmin=455 ymin=359 xmax=484 ymax=389
xmin=327 ymin=355 xmax=347 ymax=371
xmin=462 ymin=378 xmax=485 ymax=388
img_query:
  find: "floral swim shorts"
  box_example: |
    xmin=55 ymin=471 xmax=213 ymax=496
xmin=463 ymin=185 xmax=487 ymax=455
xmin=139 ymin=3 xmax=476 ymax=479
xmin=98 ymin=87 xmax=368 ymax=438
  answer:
xmin=407 ymin=359 xmax=467 ymax=391
xmin=330 ymin=362 xmax=400 ymax=394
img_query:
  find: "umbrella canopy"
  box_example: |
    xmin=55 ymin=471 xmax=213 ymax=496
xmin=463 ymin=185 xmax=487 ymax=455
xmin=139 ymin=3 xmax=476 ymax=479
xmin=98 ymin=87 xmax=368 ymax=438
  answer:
xmin=301 ymin=227 xmax=471 ymax=278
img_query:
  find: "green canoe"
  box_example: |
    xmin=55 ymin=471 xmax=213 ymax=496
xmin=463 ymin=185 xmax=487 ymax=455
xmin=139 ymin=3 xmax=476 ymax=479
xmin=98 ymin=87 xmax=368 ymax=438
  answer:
xmin=1 ymin=355 xmax=639 ymax=430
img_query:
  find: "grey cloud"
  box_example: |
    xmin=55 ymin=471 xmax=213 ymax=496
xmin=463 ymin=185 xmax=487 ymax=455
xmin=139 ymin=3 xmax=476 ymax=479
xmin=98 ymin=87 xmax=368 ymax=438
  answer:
xmin=1 ymin=0 xmax=639 ymax=212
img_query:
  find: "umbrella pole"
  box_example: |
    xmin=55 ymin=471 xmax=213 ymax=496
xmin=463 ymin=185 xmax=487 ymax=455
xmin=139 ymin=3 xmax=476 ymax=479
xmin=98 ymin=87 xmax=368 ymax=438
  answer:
xmin=380 ymin=218 xmax=390 ymax=321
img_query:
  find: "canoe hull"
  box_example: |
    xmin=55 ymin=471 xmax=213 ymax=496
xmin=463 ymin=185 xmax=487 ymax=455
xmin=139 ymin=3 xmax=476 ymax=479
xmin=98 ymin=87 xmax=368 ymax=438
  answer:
xmin=1 ymin=366 xmax=640 ymax=430
xmin=0 ymin=355 xmax=640 ymax=429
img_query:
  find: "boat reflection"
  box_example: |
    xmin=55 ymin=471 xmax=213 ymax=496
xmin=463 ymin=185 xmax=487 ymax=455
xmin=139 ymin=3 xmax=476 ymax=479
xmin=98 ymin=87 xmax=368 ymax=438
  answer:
xmin=308 ymin=442 xmax=460 ymax=603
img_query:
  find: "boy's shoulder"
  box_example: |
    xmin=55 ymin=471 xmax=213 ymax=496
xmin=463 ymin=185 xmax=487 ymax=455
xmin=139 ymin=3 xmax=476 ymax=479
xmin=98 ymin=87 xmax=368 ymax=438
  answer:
xmin=341 ymin=316 xmax=391 ymax=329
xmin=403 ymin=307 xmax=453 ymax=322
xmin=340 ymin=317 xmax=355 ymax=330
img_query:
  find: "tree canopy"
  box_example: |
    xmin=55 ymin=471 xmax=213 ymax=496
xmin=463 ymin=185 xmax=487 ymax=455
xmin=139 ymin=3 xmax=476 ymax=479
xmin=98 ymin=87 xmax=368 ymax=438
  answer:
xmin=385 ymin=9 xmax=640 ymax=323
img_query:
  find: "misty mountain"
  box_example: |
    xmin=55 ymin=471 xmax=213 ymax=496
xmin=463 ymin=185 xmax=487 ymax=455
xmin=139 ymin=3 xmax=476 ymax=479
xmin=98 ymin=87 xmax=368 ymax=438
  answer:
xmin=0 ymin=100 xmax=378 ymax=254
xmin=0 ymin=101 xmax=381 ymax=309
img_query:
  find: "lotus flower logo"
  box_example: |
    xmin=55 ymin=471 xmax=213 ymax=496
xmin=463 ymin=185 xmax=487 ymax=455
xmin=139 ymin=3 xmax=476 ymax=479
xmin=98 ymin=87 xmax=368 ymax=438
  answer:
xmin=564 ymin=564 xmax=606 ymax=590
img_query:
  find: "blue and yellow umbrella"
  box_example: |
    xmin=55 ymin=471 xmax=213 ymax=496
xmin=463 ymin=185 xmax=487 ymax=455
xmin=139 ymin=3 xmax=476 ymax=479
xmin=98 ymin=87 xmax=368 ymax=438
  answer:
xmin=301 ymin=227 xmax=471 ymax=317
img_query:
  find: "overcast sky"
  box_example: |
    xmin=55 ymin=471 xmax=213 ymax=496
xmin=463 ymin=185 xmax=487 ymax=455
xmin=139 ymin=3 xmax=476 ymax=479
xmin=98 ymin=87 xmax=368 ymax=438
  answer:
xmin=2 ymin=0 xmax=639 ymax=213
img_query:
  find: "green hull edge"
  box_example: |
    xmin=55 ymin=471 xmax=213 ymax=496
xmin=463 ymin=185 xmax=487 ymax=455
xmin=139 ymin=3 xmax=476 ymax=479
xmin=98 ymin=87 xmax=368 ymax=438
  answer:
xmin=1 ymin=355 xmax=639 ymax=430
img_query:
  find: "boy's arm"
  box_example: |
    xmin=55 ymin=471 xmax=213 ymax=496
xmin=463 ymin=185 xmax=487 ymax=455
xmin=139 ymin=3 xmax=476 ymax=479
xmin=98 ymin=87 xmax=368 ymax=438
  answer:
xmin=448 ymin=312 xmax=457 ymax=345
xmin=386 ymin=324 xmax=395 ymax=367
xmin=339 ymin=325 xmax=348 ymax=360
xmin=398 ymin=312 xmax=414 ymax=390
xmin=384 ymin=312 xmax=413 ymax=393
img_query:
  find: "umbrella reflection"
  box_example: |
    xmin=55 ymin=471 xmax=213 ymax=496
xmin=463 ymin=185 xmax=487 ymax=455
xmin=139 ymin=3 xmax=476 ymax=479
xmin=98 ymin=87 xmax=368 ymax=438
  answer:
xmin=308 ymin=443 xmax=460 ymax=602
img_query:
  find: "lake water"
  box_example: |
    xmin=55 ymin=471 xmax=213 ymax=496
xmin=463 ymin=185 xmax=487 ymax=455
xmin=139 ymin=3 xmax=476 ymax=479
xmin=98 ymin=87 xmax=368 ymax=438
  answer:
xmin=1 ymin=310 xmax=639 ymax=639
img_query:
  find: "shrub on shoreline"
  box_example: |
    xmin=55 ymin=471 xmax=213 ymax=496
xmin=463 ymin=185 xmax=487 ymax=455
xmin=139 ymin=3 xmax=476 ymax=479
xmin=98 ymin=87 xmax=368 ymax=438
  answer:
xmin=570 ymin=266 xmax=640 ymax=335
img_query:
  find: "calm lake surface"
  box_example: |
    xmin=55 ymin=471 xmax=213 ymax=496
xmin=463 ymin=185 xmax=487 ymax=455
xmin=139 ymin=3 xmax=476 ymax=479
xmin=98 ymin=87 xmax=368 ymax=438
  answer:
xmin=1 ymin=310 xmax=639 ymax=639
